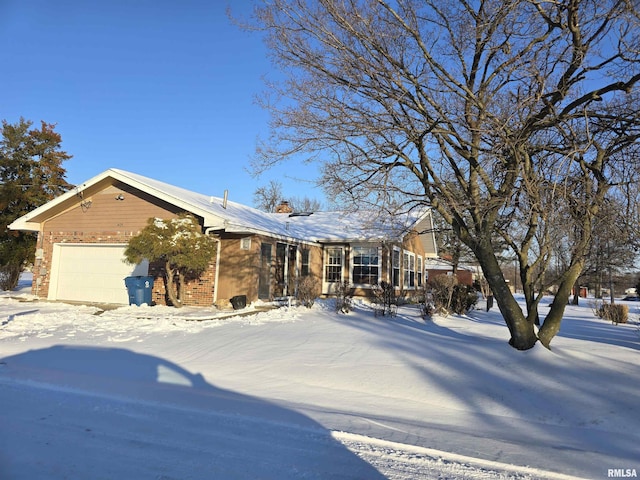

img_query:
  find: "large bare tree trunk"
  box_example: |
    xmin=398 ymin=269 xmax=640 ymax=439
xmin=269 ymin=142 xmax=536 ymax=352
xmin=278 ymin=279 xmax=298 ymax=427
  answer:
xmin=518 ymin=262 xmax=542 ymax=326
xmin=538 ymin=262 xmax=585 ymax=348
xmin=476 ymin=244 xmax=537 ymax=350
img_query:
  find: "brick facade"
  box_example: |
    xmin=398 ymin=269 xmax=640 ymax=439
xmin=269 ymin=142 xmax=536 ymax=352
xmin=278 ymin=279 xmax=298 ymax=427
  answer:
xmin=13 ymin=170 xmax=439 ymax=308
xmin=148 ymin=259 xmax=216 ymax=307
xmin=30 ymin=179 xmax=219 ymax=307
xmin=33 ymin=230 xmax=217 ymax=307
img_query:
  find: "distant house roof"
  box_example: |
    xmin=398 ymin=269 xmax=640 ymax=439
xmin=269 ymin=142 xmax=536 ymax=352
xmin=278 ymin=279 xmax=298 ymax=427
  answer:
xmin=9 ymin=168 xmax=436 ymax=250
xmin=424 ymin=258 xmax=477 ymax=273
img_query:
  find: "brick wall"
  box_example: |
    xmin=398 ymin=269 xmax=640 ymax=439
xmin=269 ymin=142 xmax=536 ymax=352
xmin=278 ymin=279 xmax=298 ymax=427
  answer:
xmin=148 ymin=260 xmax=216 ymax=307
xmin=34 ymin=230 xmax=216 ymax=307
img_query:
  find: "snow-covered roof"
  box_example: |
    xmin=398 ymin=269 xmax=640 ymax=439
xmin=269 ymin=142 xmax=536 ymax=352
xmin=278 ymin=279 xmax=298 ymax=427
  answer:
xmin=424 ymin=258 xmax=477 ymax=273
xmin=9 ymin=168 xmax=433 ymax=245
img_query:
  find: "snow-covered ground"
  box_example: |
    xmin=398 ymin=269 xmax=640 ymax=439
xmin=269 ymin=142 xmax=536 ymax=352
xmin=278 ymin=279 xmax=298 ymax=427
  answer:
xmin=1 ymin=274 xmax=638 ymax=480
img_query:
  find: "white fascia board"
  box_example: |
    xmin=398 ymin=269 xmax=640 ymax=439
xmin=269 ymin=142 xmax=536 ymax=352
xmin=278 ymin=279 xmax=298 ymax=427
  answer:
xmin=7 ymin=168 xmax=216 ymax=232
xmin=6 ymin=172 xmax=110 ymax=232
xmin=8 ymin=219 xmax=40 ymax=232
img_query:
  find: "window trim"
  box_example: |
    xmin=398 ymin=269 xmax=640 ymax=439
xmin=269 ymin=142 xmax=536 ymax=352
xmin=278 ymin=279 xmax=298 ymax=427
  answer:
xmin=301 ymin=248 xmax=311 ymax=277
xmin=324 ymin=247 xmax=344 ymax=284
xmin=403 ymin=250 xmax=416 ymax=289
xmin=350 ymin=244 xmax=381 ymax=287
xmin=392 ymin=247 xmax=401 ymax=288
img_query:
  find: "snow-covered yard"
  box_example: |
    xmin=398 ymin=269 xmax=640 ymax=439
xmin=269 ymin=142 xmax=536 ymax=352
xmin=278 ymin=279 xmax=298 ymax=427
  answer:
xmin=1 ymin=275 xmax=638 ymax=480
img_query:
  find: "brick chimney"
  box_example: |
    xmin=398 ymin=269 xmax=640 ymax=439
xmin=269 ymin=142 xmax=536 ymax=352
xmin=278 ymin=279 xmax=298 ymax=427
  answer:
xmin=275 ymin=201 xmax=293 ymax=214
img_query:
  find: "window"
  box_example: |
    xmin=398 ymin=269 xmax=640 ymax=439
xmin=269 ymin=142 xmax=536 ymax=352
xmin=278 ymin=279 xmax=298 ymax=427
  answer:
xmin=417 ymin=256 xmax=423 ymax=287
xmin=301 ymin=248 xmax=310 ymax=276
xmin=392 ymin=248 xmax=400 ymax=287
xmin=352 ymin=246 xmax=379 ymax=286
xmin=325 ymin=247 xmax=342 ymax=283
xmin=410 ymin=254 xmax=415 ymax=287
xmin=403 ymin=251 xmax=415 ymax=288
xmin=240 ymin=237 xmax=251 ymax=250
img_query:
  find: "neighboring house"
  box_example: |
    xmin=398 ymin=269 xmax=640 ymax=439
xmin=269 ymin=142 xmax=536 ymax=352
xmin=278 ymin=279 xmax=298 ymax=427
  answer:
xmin=9 ymin=169 xmax=438 ymax=307
xmin=423 ymin=258 xmax=477 ymax=286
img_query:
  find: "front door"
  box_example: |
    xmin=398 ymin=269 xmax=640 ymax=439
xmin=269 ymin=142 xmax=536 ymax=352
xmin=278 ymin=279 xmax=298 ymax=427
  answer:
xmin=287 ymin=245 xmax=297 ymax=296
xmin=273 ymin=243 xmax=298 ymax=297
xmin=274 ymin=243 xmax=287 ymax=297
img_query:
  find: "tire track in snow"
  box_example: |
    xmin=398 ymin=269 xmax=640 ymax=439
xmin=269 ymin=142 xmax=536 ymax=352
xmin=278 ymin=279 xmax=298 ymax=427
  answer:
xmin=332 ymin=432 xmax=587 ymax=480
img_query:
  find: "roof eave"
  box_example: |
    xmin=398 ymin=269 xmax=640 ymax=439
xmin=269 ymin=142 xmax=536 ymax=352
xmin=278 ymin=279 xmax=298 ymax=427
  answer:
xmin=8 ymin=219 xmax=40 ymax=232
xmin=8 ymin=168 xmax=224 ymax=232
xmin=223 ymin=224 xmax=319 ymax=245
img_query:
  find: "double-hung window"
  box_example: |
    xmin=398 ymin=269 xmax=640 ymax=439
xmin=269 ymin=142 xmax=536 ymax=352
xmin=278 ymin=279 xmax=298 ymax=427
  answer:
xmin=325 ymin=248 xmax=342 ymax=283
xmin=417 ymin=256 xmax=423 ymax=287
xmin=403 ymin=251 xmax=416 ymax=288
xmin=301 ymin=248 xmax=310 ymax=276
xmin=392 ymin=248 xmax=401 ymax=287
xmin=352 ymin=246 xmax=379 ymax=286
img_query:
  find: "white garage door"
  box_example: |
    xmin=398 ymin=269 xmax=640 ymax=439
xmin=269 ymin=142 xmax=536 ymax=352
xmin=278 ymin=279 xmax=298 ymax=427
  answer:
xmin=49 ymin=244 xmax=149 ymax=304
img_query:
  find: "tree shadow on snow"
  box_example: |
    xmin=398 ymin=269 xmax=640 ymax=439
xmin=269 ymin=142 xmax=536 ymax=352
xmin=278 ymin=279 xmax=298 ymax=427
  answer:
xmin=0 ymin=345 xmax=385 ymax=480
xmin=552 ymin=308 xmax=640 ymax=351
xmin=336 ymin=306 xmax=640 ymax=479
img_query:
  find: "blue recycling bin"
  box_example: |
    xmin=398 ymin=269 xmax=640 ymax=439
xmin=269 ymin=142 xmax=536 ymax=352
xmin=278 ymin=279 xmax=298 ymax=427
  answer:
xmin=124 ymin=276 xmax=154 ymax=306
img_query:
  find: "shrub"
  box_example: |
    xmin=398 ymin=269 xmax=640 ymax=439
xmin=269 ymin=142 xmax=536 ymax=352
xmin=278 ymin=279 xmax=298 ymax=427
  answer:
xmin=427 ymin=274 xmax=478 ymax=315
xmin=124 ymin=214 xmax=217 ymax=307
xmin=296 ymin=275 xmax=320 ymax=308
xmin=415 ymin=285 xmax=433 ymax=318
xmin=334 ymin=281 xmax=353 ymax=313
xmin=420 ymin=298 xmax=436 ymax=318
xmin=428 ymin=275 xmax=456 ymax=315
xmin=450 ymin=284 xmax=480 ymax=314
xmin=597 ymin=303 xmax=629 ymax=324
xmin=0 ymin=263 xmax=22 ymax=291
xmin=371 ymin=281 xmax=398 ymax=316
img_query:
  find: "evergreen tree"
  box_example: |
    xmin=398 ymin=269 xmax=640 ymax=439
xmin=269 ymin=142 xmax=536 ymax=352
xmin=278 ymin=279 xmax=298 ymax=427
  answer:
xmin=124 ymin=214 xmax=218 ymax=307
xmin=0 ymin=118 xmax=71 ymax=290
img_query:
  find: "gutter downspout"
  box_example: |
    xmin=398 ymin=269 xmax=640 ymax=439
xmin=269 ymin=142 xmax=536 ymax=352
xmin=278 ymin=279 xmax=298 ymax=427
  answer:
xmin=205 ymin=228 xmax=221 ymax=305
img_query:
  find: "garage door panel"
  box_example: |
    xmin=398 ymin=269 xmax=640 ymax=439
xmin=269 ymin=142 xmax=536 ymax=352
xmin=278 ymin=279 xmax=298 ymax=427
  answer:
xmin=50 ymin=244 xmax=149 ymax=304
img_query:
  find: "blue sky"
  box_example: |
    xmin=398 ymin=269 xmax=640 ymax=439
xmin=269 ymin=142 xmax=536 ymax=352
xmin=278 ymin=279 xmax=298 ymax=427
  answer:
xmin=0 ymin=0 xmax=324 ymax=208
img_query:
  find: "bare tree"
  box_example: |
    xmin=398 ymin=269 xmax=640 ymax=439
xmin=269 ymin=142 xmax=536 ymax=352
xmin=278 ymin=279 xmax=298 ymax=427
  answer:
xmin=248 ymin=0 xmax=640 ymax=349
xmin=582 ymin=194 xmax=640 ymax=302
xmin=431 ymin=211 xmax=472 ymax=275
xmin=253 ymin=180 xmax=284 ymax=212
xmin=254 ymin=180 xmax=324 ymax=212
xmin=288 ymin=195 xmax=324 ymax=213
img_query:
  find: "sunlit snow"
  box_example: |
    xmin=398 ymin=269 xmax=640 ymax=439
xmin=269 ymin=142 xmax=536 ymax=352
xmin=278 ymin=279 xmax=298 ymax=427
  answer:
xmin=1 ymin=274 xmax=638 ymax=479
